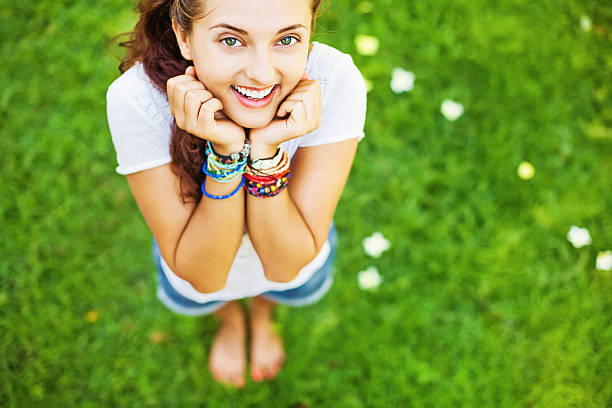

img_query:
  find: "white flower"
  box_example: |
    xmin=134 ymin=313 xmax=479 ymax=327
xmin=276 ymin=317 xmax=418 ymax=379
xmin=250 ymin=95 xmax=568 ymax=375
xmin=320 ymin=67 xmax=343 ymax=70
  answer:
xmin=596 ymin=251 xmax=612 ymax=271
xmin=357 ymin=266 xmax=383 ymax=290
xmin=363 ymin=231 xmax=391 ymax=258
xmin=363 ymin=77 xmax=374 ymax=93
xmin=390 ymin=68 xmax=415 ymax=93
xmin=580 ymin=15 xmax=592 ymax=32
xmin=567 ymin=226 xmax=592 ymax=248
xmin=517 ymin=161 xmax=535 ymax=180
xmin=355 ymin=34 xmax=379 ymax=56
xmin=440 ymin=99 xmax=464 ymax=121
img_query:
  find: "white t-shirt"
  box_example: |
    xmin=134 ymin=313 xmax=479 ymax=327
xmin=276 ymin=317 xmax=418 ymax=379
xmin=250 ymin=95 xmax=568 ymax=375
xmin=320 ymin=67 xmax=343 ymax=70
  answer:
xmin=106 ymin=41 xmax=367 ymax=303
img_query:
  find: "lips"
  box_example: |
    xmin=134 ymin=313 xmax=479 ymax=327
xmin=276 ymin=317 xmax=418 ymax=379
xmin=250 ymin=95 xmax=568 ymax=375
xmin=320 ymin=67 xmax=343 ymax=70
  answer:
xmin=230 ymin=84 xmax=278 ymax=108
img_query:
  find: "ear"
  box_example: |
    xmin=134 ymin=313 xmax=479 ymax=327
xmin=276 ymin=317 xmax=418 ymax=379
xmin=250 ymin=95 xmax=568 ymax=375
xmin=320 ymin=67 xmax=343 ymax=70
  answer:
xmin=171 ymin=19 xmax=193 ymax=61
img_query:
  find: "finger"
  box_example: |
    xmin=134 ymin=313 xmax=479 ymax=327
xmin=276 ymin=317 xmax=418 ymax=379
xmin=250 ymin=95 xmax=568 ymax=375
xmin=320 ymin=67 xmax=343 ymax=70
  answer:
xmin=200 ymin=97 xmax=223 ymax=115
xmin=281 ymin=81 xmax=314 ymax=99
xmin=290 ymin=100 xmax=308 ymax=130
xmin=184 ymin=89 xmax=214 ymax=132
xmin=291 ymin=89 xmax=313 ymax=107
xmin=278 ymin=99 xmax=307 ymax=136
xmin=187 ymin=66 xmax=206 ymax=85
xmin=294 ymin=83 xmax=320 ymax=120
xmin=167 ymin=76 xmax=190 ymax=116
xmin=282 ymin=88 xmax=310 ymax=99
xmin=171 ymin=79 xmax=205 ymax=125
xmin=301 ymin=72 xmax=309 ymax=81
xmin=197 ymin=97 xmax=224 ymax=134
xmin=277 ymin=99 xmax=298 ymax=118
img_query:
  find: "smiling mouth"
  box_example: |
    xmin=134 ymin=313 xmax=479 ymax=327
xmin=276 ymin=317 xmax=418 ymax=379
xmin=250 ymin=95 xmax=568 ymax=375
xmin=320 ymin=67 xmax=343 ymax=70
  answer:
xmin=231 ymin=85 xmax=276 ymax=100
xmin=230 ymin=84 xmax=278 ymax=108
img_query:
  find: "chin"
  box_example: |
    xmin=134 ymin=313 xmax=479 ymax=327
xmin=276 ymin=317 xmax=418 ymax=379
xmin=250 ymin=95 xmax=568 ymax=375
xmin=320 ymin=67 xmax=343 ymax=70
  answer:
xmin=227 ymin=109 xmax=277 ymax=129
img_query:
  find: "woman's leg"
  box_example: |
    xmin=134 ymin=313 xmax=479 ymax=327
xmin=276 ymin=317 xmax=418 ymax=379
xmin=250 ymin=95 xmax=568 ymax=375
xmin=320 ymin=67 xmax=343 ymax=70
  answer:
xmin=248 ymin=295 xmax=286 ymax=381
xmin=209 ymin=300 xmax=247 ymax=388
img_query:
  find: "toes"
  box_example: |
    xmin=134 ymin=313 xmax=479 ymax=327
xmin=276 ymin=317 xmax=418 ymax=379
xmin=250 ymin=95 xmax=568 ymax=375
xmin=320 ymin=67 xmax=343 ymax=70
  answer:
xmin=221 ymin=374 xmax=245 ymax=388
xmin=263 ymin=360 xmax=283 ymax=380
xmin=264 ymin=364 xmax=280 ymax=380
xmin=210 ymin=365 xmax=245 ymax=388
xmin=251 ymin=368 xmax=264 ymax=382
xmin=231 ymin=374 xmax=246 ymax=388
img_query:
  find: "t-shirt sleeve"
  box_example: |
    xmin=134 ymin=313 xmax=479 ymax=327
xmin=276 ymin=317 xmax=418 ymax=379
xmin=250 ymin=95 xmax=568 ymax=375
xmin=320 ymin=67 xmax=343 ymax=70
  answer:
xmin=106 ymin=84 xmax=172 ymax=175
xmin=299 ymin=54 xmax=367 ymax=147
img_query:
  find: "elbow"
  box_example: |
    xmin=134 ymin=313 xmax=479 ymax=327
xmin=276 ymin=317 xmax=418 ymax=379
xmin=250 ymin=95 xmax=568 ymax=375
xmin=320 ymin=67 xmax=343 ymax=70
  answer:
xmin=191 ymin=280 xmax=226 ymax=294
xmin=264 ymin=270 xmax=299 ymax=283
xmin=262 ymin=245 xmax=320 ymax=283
xmin=263 ymin=258 xmax=312 ymax=283
xmin=174 ymin=263 xmax=230 ymax=294
xmin=264 ymin=268 xmax=301 ymax=283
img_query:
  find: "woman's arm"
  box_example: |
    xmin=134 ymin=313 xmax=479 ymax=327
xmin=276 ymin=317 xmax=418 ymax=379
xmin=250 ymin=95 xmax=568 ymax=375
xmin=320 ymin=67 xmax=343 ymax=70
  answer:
xmin=126 ymin=159 xmax=245 ymax=294
xmin=245 ymin=138 xmax=359 ymax=282
xmin=123 ymin=66 xmax=249 ymax=294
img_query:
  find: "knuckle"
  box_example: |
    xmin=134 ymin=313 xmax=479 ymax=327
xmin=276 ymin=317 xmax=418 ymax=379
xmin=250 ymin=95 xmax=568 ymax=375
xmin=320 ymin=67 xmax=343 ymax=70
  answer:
xmin=184 ymin=88 xmax=198 ymax=100
xmin=176 ymin=82 xmax=190 ymax=94
xmin=188 ymin=89 xmax=205 ymax=102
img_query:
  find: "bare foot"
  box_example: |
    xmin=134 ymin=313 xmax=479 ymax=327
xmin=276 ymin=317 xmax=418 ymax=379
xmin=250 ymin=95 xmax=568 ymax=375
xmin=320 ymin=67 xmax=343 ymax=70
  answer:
xmin=209 ymin=300 xmax=247 ymax=388
xmin=248 ymin=296 xmax=286 ymax=382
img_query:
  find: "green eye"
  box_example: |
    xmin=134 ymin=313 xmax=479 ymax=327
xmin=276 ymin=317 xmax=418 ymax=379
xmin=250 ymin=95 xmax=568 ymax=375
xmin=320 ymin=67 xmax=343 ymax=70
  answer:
xmin=278 ymin=36 xmax=297 ymax=46
xmin=223 ymin=37 xmax=238 ymax=46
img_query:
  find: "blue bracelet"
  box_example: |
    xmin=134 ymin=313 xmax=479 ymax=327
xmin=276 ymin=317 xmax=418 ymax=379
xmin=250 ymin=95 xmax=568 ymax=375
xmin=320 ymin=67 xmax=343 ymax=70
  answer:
xmin=201 ymin=175 xmax=245 ymax=200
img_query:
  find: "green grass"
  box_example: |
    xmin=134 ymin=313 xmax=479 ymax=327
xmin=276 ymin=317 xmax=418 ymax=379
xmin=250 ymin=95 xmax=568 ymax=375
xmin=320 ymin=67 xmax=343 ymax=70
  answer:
xmin=1 ymin=0 xmax=611 ymax=406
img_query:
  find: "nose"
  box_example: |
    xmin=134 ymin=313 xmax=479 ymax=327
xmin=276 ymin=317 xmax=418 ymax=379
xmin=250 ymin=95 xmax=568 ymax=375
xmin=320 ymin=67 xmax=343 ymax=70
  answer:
xmin=244 ymin=46 xmax=277 ymax=86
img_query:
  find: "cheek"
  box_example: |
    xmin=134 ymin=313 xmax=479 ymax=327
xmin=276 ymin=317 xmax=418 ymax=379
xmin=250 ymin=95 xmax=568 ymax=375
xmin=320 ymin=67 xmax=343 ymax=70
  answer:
xmin=191 ymin=49 xmax=235 ymax=87
xmin=279 ymin=53 xmax=309 ymax=83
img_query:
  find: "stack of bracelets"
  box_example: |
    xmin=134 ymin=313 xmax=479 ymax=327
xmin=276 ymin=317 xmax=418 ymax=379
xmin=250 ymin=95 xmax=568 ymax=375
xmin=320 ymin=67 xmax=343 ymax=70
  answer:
xmin=202 ymin=140 xmax=291 ymax=200
xmin=200 ymin=139 xmax=291 ymax=199
xmin=245 ymin=147 xmax=291 ymax=198
xmin=200 ymin=140 xmax=249 ymax=200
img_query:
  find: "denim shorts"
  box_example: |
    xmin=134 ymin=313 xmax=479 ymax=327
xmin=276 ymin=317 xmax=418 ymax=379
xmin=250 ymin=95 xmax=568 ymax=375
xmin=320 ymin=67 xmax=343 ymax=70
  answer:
xmin=151 ymin=223 xmax=337 ymax=316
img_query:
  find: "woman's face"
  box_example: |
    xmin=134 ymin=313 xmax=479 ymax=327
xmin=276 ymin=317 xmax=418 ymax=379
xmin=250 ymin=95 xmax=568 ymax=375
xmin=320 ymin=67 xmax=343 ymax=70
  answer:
xmin=175 ymin=0 xmax=312 ymax=129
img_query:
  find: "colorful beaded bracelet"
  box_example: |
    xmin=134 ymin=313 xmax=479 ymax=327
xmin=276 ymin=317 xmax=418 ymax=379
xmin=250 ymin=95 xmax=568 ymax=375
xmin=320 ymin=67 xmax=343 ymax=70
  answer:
xmin=205 ymin=140 xmax=250 ymax=164
xmin=245 ymin=172 xmax=291 ymax=198
xmin=203 ymin=139 xmax=249 ymax=183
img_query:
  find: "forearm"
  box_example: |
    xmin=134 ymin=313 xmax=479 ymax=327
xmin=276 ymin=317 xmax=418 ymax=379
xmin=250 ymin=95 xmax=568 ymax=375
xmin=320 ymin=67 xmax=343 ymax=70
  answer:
xmin=245 ymin=143 xmax=316 ymax=282
xmin=246 ymin=189 xmax=316 ymax=282
xmin=174 ymin=143 xmax=245 ymax=293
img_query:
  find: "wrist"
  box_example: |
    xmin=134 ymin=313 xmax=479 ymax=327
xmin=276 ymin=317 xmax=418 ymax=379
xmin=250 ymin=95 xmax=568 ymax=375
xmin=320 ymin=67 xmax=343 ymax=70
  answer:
xmin=211 ymin=139 xmax=246 ymax=156
xmin=249 ymin=141 xmax=279 ymax=160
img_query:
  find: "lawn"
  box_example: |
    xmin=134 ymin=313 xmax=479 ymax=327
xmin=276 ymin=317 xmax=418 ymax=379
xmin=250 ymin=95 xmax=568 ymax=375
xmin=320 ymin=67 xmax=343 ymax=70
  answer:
xmin=1 ymin=0 xmax=610 ymax=406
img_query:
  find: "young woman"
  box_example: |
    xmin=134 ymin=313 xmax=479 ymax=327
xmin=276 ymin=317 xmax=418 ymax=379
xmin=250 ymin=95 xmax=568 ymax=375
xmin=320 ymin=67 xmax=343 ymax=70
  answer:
xmin=107 ymin=0 xmax=366 ymax=388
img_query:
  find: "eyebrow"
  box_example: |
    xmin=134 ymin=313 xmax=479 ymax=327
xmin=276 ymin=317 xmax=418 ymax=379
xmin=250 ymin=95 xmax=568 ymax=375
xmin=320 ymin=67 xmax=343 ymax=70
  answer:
xmin=209 ymin=23 xmax=307 ymax=35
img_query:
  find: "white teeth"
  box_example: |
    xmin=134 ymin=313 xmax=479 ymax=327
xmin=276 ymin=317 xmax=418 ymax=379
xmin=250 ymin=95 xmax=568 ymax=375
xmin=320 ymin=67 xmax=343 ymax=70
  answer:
xmin=233 ymin=85 xmax=275 ymax=100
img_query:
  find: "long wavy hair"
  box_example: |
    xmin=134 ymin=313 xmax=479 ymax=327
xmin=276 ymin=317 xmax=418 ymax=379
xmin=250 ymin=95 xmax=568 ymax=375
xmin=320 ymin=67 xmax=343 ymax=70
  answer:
xmin=117 ymin=0 xmax=323 ymax=204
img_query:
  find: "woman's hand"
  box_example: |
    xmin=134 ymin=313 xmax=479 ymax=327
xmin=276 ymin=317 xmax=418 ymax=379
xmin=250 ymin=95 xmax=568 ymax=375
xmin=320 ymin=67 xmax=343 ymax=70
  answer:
xmin=167 ymin=66 xmax=245 ymax=154
xmin=249 ymin=73 xmax=321 ymax=159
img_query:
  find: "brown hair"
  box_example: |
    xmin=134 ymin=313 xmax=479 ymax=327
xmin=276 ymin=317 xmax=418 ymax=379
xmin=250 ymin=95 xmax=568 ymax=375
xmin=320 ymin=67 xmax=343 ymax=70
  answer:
xmin=118 ymin=0 xmax=324 ymax=204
